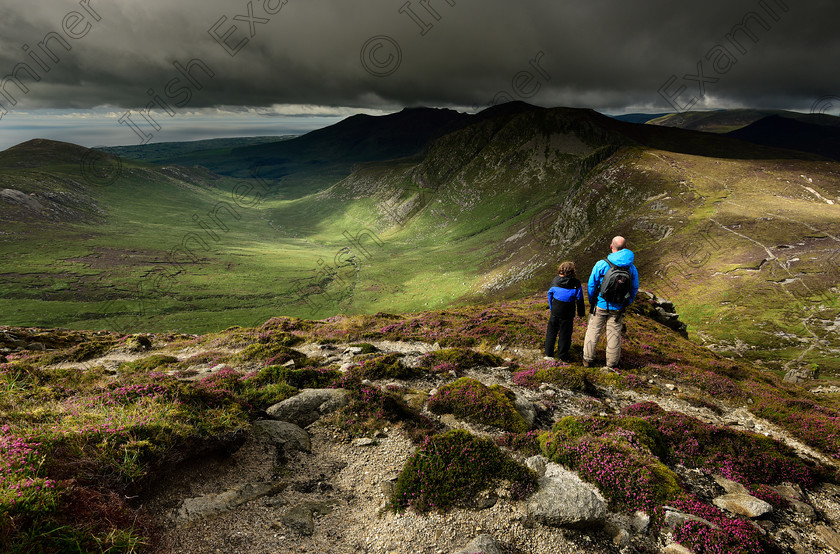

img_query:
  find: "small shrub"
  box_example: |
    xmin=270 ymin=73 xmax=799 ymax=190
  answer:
xmin=427 ymin=377 xmax=528 ymax=432
xmin=256 ymin=331 xmax=302 ymax=347
xmin=331 ymin=374 xmax=436 ymax=442
xmin=624 ymin=403 xmax=819 ymax=488
xmin=390 ymin=429 xmax=537 ymax=512
xmin=496 ymin=430 xmax=541 ymax=456
xmin=122 ymin=334 xmax=152 ymax=352
xmin=241 ymin=381 xmax=298 ymax=410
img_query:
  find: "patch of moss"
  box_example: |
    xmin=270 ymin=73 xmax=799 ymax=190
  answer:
xmin=248 ymin=365 xmax=339 ymax=389
xmin=351 ymin=353 xmax=418 ymax=380
xmin=390 ymin=429 xmax=537 ymax=512
xmin=427 ymin=377 xmax=528 ymax=432
xmin=418 ymin=348 xmax=506 ymax=374
xmin=118 ymin=355 xmax=179 ymax=374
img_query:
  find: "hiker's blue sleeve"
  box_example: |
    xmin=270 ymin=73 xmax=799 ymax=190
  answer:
xmin=629 ymin=265 xmax=640 ymax=304
xmin=587 ymin=261 xmax=602 ymax=302
xmin=547 ymin=290 xmax=553 ymax=307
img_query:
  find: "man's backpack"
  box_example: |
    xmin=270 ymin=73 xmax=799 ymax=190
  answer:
xmin=599 ymin=260 xmax=632 ymax=306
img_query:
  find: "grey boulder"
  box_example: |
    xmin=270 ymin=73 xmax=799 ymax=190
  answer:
xmin=526 ymin=463 xmax=607 ymax=528
xmin=251 ymin=420 xmax=311 ymax=453
xmin=266 ymin=388 xmax=349 ymax=427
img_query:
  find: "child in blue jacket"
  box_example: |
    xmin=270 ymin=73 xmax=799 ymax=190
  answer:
xmin=545 ymin=261 xmax=585 ymax=360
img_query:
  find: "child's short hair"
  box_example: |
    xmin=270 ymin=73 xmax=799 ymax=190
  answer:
xmin=558 ymin=261 xmax=576 ymax=277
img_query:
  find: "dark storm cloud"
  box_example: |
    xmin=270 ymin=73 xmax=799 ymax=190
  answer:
xmin=1 ymin=0 xmax=839 ymax=113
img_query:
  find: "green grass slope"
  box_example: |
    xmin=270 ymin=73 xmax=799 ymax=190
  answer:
xmin=1 ymin=105 xmax=838 ymax=376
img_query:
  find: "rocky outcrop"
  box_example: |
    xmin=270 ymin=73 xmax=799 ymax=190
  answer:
xmin=526 ymin=463 xmax=607 ymax=528
xmin=639 ymin=292 xmax=688 ymax=337
xmin=266 ymin=388 xmax=349 ymax=427
xmin=0 ymin=189 xmax=44 ymax=212
xmin=784 ymin=365 xmax=820 ymax=384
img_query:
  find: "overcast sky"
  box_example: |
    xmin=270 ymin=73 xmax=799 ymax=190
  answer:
xmin=1 ymin=0 xmax=838 ymax=148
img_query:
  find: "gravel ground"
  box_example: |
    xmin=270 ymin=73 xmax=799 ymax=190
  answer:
xmin=141 ymin=421 xmax=619 ymax=553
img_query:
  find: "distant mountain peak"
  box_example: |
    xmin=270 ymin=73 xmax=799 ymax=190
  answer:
xmin=0 ymin=138 xmax=94 ymax=169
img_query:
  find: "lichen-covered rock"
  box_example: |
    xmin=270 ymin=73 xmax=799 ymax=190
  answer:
xmin=526 ymin=463 xmax=607 ymax=528
xmin=712 ymin=492 xmax=773 ymax=518
xmin=251 ymin=420 xmax=310 ymax=453
xmin=266 ymin=388 xmax=349 ymax=427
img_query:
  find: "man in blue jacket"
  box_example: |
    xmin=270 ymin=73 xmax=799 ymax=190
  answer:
xmin=583 ymin=236 xmax=639 ymax=369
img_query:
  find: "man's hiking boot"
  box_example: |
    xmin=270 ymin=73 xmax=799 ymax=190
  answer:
xmin=582 ymin=359 xmax=594 ymax=368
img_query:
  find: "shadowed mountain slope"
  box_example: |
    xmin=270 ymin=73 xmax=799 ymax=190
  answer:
xmin=647 ymin=109 xmax=840 ymax=133
xmin=727 ymin=115 xmax=840 ymax=162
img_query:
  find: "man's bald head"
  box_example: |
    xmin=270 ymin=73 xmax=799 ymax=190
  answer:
xmin=611 ymin=236 xmax=626 ymax=251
